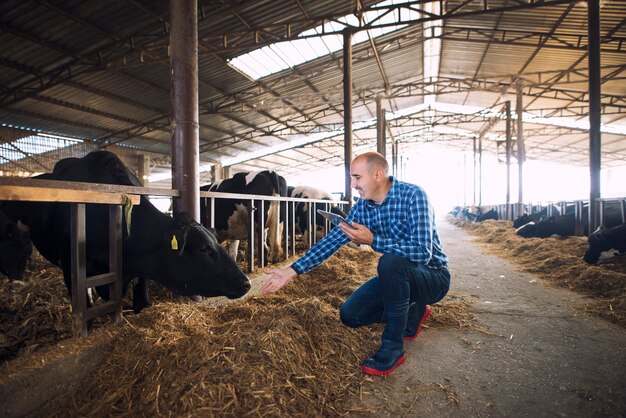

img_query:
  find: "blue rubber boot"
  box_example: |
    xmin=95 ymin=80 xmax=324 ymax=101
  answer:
xmin=361 ymin=300 xmax=409 ymax=376
xmin=404 ymin=303 xmax=432 ymax=341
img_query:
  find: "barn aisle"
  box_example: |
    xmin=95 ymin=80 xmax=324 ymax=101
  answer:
xmin=352 ymin=219 xmax=626 ymax=417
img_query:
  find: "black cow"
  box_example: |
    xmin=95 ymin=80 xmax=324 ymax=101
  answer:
xmin=289 ymin=185 xmax=347 ymax=243
xmin=513 ymin=207 xmax=550 ymax=229
xmin=449 ymin=205 xmax=496 ymax=222
xmin=0 ymin=208 xmax=32 ymax=280
xmin=476 ymin=208 xmax=498 ymax=222
xmin=516 ymin=201 xmax=624 ymax=239
xmin=583 ymin=223 xmax=626 ymax=264
xmin=515 ymin=213 xmax=579 ymax=238
xmin=3 ymin=151 xmax=251 ymax=313
xmin=201 ymin=170 xmax=288 ymax=263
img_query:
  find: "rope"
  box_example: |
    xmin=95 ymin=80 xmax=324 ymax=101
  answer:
xmin=121 ymin=193 xmax=134 ymax=238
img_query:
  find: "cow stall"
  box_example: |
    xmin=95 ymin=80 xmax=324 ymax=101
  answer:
xmin=0 ymin=180 xmax=140 ymax=336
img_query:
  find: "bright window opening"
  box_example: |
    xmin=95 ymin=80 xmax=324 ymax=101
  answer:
xmin=228 ymin=0 xmax=420 ymax=80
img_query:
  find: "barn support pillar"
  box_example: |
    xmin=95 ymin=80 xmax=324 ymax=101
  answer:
xmin=472 ymin=136 xmax=477 ymax=206
xmin=588 ymin=0 xmax=601 ymax=234
xmin=137 ymin=154 xmax=150 ymax=187
xmin=376 ymin=96 xmax=386 ymax=158
xmin=515 ymin=80 xmax=525 ymax=219
xmin=343 ymin=29 xmax=353 ymax=208
xmin=211 ymin=163 xmax=223 ymax=184
xmin=170 ymin=0 xmax=200 ymax=221
xmin=478 ymin=134 xmax=483 ymax=208
xmin=505 ymin=101 xmax=512 ymax=221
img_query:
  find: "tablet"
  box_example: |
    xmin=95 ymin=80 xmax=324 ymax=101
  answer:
xmin=317 ymin=209 xmax=357 ymax=229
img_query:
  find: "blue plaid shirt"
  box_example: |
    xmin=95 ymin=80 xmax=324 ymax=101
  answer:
xmin=291 ymin=177 xmax=448 ymax=274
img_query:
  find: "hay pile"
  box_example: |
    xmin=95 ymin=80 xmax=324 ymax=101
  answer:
xmin=0 ymin=254 xmax=183 ymax=362
xmin=2 ymin=246 xmax=477 ymax=417
xmin=0 ymin=256 xmax=73 ymax=360
xmin=449 ymin=217 xmax=626 ymax=327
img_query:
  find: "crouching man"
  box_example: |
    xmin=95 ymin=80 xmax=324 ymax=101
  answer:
xmin=260 ymin=151 xmax=450 ymax=376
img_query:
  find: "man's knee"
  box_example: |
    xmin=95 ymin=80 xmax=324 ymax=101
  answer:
xmin=339 ymin=303 xmax=360 ymax=328
xmin=377 ymin=253 xmax=407 ymax=277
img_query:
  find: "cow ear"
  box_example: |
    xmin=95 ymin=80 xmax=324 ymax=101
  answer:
xmin=168 ymin=213 xmax=192 ymax=255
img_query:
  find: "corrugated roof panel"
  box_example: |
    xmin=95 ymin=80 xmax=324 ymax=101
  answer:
xmin=1 ymin=0 xmax=625 ymax=174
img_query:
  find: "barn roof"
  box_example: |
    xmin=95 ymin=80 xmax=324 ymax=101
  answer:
xmin=0 ymin=0 xmax=625 ymax=185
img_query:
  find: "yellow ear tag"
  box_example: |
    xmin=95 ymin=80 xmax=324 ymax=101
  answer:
xmin=171 ymin=235 xmax=178 ymax=251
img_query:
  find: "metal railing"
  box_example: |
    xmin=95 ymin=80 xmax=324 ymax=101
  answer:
xmin=493 ymin=197 xmax=626 ymax=236
xmin=199 ymin=190 xmax=349 ymax=272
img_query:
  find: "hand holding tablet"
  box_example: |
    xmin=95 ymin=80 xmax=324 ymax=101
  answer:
xmin=317 ymin=209 xmax=357 ymax=229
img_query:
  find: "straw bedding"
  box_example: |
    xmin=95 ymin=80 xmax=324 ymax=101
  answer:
xmin=449 ymin=217 xmax=626 ymax=327
xmin=1 ymin=245 xmax=476 ymax=417
xmin=3 ymin=217 xmax=623 ymax=415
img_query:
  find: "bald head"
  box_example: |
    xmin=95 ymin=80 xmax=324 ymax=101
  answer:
xmin=353 ymin=152 xmax=389 ymax=176
xmin=350 ymin=152 xmax=391 ymax=203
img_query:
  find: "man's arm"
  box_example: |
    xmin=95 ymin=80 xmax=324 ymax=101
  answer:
xmin=259 ymin=224 xmax=351 ymax=295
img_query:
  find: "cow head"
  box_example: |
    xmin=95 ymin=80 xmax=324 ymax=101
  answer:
xmin=513 ymin=214 xmax=532 ymax=229
xmin=515 ymin=221 xmax=537 ymax=238
xmin=0 ymin=221 xmax=32 ymax=280
xmin=583 ymin=226 xmax=608 ymax=264
xmin=161 ymin=212 xmax=251 ymax=299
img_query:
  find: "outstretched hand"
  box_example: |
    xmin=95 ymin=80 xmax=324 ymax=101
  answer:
xmin=259 ymin=266 xmax=297 ymax=295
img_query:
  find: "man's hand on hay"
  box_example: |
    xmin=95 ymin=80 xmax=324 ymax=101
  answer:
xmin=259 ymin=266 xmax=297 ymax=295
xmin=339 ymin=222 xmax=373 ymax=246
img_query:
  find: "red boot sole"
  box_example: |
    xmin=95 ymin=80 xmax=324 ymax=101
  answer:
xmin=403 ymin=304 xmax=432 ymax=341
xmin=361 ymin=354 xmax=407 ymax=376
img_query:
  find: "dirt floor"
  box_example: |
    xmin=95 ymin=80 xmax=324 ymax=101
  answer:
xmin=351 ymin=220 xmax=626 ymax=418
xmin=0 ymin=219 xmax=625 ymax=417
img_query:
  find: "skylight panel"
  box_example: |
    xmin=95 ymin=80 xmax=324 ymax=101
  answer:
xmin=229 ymin=54 xmax=264 ymax=79
xmin=0 ymin=126 xmax=83 ymax=171
xmin=319 ymin=34 xmax=343 ymax=55
xmin=227 ymin=0 xmax=415 ymax=80
xmin=305 ymin=37 xmax=327 ymax=59
xmin=258 ymin=47 xmax=291 ymax=73
xmin=274 ymin=42 xmax=306 ymax=66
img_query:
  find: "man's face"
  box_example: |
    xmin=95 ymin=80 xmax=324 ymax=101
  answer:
xmin=350 ymin=158 xmax=376 ymax=200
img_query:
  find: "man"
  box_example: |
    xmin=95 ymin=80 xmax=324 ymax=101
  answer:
xmin=260 ymin=152 xmax=450 ymax=376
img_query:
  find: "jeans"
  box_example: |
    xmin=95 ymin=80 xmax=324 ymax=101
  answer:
xmin=340 ymin=253 xmax=450 ymax=328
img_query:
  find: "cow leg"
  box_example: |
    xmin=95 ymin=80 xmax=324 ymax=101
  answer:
xmin=132 ymin=277 xmax=150 ymax=314
xmin=266 ymin=201 xmax=283 ymax=263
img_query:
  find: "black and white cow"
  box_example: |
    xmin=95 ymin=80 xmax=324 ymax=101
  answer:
xmin=289 ymin=185 xmax=347 ymax=243
xmin=513 ymin=207 xmax=551 ymax=229
xmin=516 ymin=201 xmax=624 ymax=239
xmin=2 ymin=151 xmax=251 ymax=313
xmin=515 ymin=213 xmax=579 ymax=238
xmin=583 ymin=223 xmax=626 ymax=264
xmin=476 ymin=208 xmax=498 ymax=222
xmin=451 ymin=205 xmax=497 ymax=222
xmin=201 ymin=170 xmax=288 ymax=263
xmin=0 ymin=208 xmax=32 ymax=280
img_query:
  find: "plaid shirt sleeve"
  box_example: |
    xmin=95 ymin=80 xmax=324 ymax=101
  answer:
xmin=290 ymin=225 xmax=350 ymax=274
